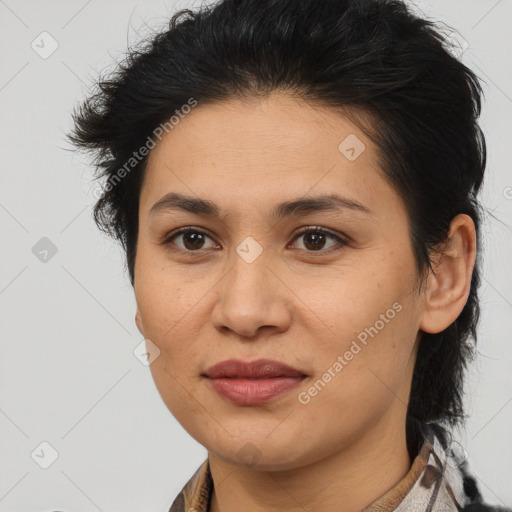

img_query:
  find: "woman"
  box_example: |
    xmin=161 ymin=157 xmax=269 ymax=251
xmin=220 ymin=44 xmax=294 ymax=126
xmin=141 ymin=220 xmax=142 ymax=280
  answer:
xmin=68 ymin=0 xmax=511 ymax=510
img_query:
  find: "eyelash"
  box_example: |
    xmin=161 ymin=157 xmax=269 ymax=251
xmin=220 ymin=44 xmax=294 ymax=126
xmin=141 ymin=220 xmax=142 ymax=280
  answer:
xmin=161 ymin=226 xmax=347 ymax=255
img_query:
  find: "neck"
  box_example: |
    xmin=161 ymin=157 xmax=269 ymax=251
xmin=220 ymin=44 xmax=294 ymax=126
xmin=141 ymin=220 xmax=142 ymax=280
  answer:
xmin=208 ymin=412 xmax=414 ymax=512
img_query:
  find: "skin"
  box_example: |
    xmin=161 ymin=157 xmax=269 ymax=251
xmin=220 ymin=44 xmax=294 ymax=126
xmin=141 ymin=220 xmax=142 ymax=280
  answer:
xmin=133 ymin=91 xmax=476 ymax=512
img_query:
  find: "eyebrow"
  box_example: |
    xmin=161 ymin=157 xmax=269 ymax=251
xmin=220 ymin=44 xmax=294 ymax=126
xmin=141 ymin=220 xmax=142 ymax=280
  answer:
xmin=149 ymin=192 xmax=373 ymax=221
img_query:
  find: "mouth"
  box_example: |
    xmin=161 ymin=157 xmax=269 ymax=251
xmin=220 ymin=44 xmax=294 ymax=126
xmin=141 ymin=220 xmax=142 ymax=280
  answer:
xmin=202 ymin=358 xmax=307 ymax=405
xmin=203 ymin=358 xmax=306 ymax=379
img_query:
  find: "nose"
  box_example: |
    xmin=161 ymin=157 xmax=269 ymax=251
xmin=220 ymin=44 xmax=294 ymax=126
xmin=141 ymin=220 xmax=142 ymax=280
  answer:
xmin=210 ymin=249 xmax=292 ymax=339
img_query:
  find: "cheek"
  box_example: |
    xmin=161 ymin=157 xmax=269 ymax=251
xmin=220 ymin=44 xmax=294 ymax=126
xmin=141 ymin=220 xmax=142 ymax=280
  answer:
xmin=135 ymin=255 xmax=195 ymax=343
xmin=134 ymin=259 xmax=210 ymax=390
xmin=147 ymin=357 xmax=208 ymax=441
xmin=296 ymin=306 xmax=418 ymax=447
xmin=312 ymin=267 xmax=411 ymax=346
xmin=312 ymin=256 xmax=419 ymax=394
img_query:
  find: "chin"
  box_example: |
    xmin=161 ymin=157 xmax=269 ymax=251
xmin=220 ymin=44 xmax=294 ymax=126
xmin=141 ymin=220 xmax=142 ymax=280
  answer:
xmin=203 ymin=429 xmax=318 ymax=472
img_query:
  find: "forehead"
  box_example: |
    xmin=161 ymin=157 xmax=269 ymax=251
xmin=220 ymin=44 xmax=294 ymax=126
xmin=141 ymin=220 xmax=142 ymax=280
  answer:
xmin=148 ymin=92 xmax=375 ymax=164
xmin=140 ymin=92 xmax=402 ymax=221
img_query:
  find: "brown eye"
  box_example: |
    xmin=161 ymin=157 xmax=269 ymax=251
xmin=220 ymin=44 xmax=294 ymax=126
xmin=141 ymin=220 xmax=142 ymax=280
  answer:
xmin=163 ymin=228 xmax=217 ymax=251
xmin=290 ymin=227 xmax=346 ymax=253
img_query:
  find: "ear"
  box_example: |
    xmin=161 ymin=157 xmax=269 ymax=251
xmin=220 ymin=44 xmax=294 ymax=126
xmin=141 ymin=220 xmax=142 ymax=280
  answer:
xmin=419 ymin=214 xmax=477 ymax=334
xmin=135 ymin=309 xmax=145 ymax=336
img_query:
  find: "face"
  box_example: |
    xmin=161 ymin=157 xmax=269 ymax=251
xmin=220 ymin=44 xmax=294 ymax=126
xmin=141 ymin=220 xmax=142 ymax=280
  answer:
xmin=134 ymin=92 xmax=425 ymax=471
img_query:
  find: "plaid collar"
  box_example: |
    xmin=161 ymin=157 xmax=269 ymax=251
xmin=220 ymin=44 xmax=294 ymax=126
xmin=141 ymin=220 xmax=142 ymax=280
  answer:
xmin=168 ymin=423 xmax=510 ymax=512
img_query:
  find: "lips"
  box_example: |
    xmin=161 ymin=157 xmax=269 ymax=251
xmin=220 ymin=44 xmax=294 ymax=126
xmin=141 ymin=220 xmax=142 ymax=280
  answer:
xmin=203 ymin=358 xmax=307 ymax=405
xmin=203 ymin=358 xmax=305 ymax=379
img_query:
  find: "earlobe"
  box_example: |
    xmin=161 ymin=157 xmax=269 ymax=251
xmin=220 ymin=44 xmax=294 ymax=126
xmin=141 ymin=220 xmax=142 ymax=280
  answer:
xmin=135 ymin=309 xmax=145 ymax=336
xmin=419 ymin=214 xmax=477 ymax=334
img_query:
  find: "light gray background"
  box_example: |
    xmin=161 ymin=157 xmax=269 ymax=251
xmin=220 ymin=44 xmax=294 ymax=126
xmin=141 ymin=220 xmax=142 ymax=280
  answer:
xmin=0 ymin=0 xmax=511 ymax=510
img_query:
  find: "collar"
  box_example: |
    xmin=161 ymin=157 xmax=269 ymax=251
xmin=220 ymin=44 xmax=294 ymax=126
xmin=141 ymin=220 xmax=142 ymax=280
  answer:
xmin=168 ymin=423 xmax=508 ymax=512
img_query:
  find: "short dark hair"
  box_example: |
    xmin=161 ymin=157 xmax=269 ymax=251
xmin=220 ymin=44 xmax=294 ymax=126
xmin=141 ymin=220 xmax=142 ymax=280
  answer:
xmin=68 ymin=0 xmax=487 ymax=458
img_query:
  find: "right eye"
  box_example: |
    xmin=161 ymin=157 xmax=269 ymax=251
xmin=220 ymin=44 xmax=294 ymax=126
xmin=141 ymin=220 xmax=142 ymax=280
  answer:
xmin=162 ymin=227 xmax=220 ymax=252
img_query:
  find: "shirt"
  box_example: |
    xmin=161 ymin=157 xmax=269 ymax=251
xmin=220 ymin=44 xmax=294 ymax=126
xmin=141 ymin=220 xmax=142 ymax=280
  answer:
xmin=168 ymin=423 xmax=510 ymax=512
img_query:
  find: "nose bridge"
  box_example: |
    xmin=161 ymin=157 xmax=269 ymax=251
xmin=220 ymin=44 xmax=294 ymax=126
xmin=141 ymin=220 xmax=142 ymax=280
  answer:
xmin=211 ymin=235 xmax=291 ymax=337
xmin=227 ymin=235 xmax=271 ymax=304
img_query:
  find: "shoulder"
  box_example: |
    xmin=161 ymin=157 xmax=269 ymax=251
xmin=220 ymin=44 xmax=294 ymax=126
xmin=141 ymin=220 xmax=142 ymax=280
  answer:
xmin=424 ymin=423 xmax=511 ymax=512
xmin=168 ymin=458 xmax=212 ymax=512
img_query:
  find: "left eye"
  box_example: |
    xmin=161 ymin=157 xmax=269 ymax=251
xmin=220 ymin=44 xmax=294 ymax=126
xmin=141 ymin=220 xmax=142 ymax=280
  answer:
xmin=162 ymin=226 xmax=346 ymax=253
xmin=289 ymin=227 xmax=346 ymax=252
